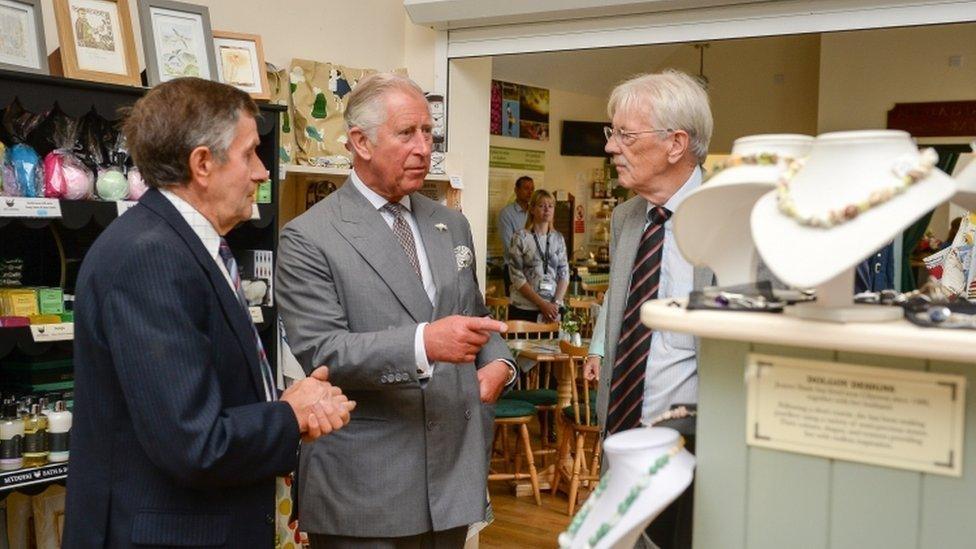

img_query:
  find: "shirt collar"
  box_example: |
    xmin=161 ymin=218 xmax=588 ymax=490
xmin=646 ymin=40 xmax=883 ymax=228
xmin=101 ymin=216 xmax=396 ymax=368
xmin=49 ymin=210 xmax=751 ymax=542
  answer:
xmin=159 ymin=188 xmax=222 ymax=260
xmin=350 ymin=169 xmax=412 ymax=212
xmin=646 ymin=165 xmax=703 ymax=219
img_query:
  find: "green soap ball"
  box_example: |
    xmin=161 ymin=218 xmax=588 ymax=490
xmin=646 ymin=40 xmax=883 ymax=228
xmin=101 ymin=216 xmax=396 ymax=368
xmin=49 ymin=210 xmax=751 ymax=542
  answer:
xmin=96 ymin=169 xmax=129 ymax=201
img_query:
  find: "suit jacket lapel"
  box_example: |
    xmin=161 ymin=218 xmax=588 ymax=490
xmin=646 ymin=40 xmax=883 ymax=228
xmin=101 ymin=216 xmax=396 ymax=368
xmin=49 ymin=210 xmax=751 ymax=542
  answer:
xmin=413 ymin=195 xmax=458 ymax=320
xmin=606 ymin=198 xmax=647 ymax=356
xmin=139 ymin=189 xmax=267 ymax=400
xmin=333 ymin=181 xmax=434 ymax=323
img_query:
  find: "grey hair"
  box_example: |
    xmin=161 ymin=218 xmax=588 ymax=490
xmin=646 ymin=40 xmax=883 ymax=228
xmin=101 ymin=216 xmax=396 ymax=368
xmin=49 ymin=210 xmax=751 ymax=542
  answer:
xmin=607 ymin=69 xmax=713 ymax=163
xmin=344 ymin=73 xmax=428 ymax=142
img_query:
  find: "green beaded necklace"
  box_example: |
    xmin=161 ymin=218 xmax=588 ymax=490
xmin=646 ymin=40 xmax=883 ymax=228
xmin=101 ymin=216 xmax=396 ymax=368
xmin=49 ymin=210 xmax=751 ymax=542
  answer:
xmin=558 ymin=437 xmax=686 ymax=549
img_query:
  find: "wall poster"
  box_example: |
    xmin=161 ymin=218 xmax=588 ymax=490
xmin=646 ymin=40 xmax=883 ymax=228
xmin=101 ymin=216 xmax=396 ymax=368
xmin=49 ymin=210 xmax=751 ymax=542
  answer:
xmin=490 ymin=79 xmax=549 ymax=141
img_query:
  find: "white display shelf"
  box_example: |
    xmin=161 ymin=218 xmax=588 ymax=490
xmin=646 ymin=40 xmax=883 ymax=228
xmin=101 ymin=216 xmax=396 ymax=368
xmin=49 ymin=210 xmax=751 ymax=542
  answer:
xmin=640 ymin=298 xmax=976 ymax=364
xmin=282 ymin=164 xmax=451 ymax=182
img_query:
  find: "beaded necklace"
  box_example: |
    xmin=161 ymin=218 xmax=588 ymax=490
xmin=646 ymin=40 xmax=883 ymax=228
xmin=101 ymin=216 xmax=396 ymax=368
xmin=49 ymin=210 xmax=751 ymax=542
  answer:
xmin=776 ymin=148 xmax=938 ymax=228
xmin=558 ymin=437 xmax=686 ymax=549
xmin=706 ymin=152 xmax=792 ymax=182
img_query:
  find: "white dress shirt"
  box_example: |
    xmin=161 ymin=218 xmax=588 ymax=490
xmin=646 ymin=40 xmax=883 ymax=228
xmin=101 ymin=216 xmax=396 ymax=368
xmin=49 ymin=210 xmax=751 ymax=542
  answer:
xmin=349 ymin=171 xmax=437 ymax=378
xmin=159 ymin=189 xmax=235 ymax=293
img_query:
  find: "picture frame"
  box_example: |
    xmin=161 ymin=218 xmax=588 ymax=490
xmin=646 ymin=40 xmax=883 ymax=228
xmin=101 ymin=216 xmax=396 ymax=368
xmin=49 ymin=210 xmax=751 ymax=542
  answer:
xmin=212 ymin=30 xmax=270 ymax=100
xmin=137 ymin=0 xmax=216 ymax=86
xmin=51 ymin=0 xmax=140 ymax=85
xmin=0 ymin=0 xmax=48 ymax=74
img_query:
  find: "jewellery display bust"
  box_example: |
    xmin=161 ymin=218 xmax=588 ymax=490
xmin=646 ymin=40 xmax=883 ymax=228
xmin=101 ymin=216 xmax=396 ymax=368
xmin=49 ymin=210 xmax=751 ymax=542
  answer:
xmin=559 ymin=427 xmax=695 ymax=549
xmin=751 ymin=130 xmax=956 ymax=322
xmin=674 ymin=134 xmax=813 ymax=286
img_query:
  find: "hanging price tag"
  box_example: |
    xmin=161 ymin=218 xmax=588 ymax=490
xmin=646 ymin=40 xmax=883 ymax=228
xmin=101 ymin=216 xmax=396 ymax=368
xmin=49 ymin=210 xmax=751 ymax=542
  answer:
xmin=249 ymin=306 xmax=264 ymax=324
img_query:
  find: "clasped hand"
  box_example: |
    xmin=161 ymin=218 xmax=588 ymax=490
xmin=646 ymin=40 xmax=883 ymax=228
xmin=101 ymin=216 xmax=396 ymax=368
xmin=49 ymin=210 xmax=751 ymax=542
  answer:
xmin=281 ymin=366 xmax=356 ymax=442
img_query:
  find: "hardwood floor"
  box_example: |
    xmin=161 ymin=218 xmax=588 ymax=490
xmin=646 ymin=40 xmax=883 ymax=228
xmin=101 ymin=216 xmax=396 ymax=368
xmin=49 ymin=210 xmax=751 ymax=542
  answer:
xmin=480 ymin=482 xmax=573 ymax=548
xmin=479 ymin=419 xmax=581 ymax=548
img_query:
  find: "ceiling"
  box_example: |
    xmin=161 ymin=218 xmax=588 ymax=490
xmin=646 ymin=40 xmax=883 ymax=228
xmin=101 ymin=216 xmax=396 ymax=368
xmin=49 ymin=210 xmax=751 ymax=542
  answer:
xmin=491 ymin=42 xmax=684 ymax=98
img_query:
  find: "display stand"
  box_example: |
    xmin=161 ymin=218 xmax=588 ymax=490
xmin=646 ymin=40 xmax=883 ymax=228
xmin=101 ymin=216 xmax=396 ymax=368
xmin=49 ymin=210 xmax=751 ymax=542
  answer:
xmin=641 ymin=298 xmax=976 ymax=549
xmin=784 ymin=266 xmax=902 ymax=322
xmin=559 ymin=427 xmax=694 ymax=549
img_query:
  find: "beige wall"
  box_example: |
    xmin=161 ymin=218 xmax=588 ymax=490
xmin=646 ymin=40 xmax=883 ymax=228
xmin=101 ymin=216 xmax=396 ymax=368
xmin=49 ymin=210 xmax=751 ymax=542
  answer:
xmin=818 ymin=23 xmax=976 ymax=133
xmin=489 ymin=87 xmax=609 ymax=254
xmin=38 ymin=0 xmax=437 ymax=91
xmin=654 ymin=35 xmax=822 ymax=153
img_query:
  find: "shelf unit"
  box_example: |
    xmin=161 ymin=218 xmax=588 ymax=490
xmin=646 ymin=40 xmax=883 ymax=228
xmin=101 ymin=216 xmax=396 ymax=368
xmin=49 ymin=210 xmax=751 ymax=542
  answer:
xmin=278 ymin=163 xmax=462 ymax=229
xmin=0 ymin=69 xmax=283 ymax=497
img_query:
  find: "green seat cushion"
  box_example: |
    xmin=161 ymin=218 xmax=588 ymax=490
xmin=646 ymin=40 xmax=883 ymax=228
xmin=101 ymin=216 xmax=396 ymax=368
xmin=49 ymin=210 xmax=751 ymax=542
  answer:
xmin=562 ymin=404 xmax=599 ymax=426
xmin=501 ymin=388 xmax=558 ymax=406
xmin=494 ymin=399 xmax=537 ymax=418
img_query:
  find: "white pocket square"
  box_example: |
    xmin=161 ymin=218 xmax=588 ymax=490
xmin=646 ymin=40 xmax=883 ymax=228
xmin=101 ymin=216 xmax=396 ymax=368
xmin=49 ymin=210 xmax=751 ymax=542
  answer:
xmin=454 ymin=245 xmax=473 ymax=271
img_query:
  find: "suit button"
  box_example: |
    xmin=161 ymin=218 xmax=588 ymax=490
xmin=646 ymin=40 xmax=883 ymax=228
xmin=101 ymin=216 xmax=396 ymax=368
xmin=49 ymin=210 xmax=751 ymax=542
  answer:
xmin=464 ymin=409 xmax=472 ymax=419
xmin=396 ymin=373 xmax=406 ymax=382
xmin=265 ymin=513 xmax=274 ymax=525
xmin=381 ymin=375 xmax=389 ymax=384
xmin=427 ymin=421 xmax=435 ymax=431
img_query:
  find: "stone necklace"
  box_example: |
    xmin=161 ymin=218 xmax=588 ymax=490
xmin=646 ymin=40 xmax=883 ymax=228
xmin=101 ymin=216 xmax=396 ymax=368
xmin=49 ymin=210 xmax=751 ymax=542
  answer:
xmin=558 ymin=437 xmax=686 ymax=548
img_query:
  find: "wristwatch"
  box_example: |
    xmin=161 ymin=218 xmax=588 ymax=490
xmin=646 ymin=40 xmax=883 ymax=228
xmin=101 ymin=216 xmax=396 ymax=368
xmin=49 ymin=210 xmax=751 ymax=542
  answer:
xmin=504 ymin=361 xmax=519 ymax=386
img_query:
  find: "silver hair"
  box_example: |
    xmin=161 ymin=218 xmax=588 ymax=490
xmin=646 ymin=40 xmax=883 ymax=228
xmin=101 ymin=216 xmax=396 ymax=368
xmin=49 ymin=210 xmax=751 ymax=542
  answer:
xmin=344 ymin=73 xmax=428 ymax=142
xmin=607 ymin=69 xmax=713 ymax=163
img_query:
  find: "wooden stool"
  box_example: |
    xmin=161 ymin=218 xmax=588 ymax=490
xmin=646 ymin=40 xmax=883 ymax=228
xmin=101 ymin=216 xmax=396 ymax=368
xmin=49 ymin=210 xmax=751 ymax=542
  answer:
xmin=488 ymin=399 xmax=542 ymax=506
xmin=551 ymin=340 xmax=602 ymax=515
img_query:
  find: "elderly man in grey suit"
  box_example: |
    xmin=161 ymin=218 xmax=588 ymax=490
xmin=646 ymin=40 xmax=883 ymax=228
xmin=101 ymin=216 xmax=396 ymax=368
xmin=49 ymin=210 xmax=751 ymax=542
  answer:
xmin=276 ymin=73 xmax=518 ymax=548
xmin=583 ymin=70 xmax=713 ymax=549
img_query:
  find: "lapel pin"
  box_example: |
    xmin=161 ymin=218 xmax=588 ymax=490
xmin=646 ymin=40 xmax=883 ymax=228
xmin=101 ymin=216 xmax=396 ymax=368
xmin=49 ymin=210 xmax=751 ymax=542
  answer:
xmin=434 ymin=223 xmax=447 ymax=232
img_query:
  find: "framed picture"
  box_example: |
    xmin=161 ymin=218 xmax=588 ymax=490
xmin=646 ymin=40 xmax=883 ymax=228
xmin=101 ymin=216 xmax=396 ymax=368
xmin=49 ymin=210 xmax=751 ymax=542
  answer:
xmin=51 ymin=0 xmax=140 ymax=85
xmin=212 ymin=30 xmax=269 ymax=100
xmin=137 ymin=0 xmax=216 ymax=86
xmin=0 ymin=0 xmax=47 ymax=74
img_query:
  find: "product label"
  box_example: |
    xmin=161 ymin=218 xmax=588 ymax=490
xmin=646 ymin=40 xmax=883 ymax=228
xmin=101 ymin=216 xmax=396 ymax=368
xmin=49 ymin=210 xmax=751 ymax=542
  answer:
xmin=23 ymin=429 xmax=46 ymax=454
xmin=0 ymin=198 xmax=62 ymax=218
xmin=0 ymin=435 xmax=22 ymax=459
xmin=48 ymin=431 xmax=69 ymax=453
xmin=30 ymin=322 xmax=73 ymax=342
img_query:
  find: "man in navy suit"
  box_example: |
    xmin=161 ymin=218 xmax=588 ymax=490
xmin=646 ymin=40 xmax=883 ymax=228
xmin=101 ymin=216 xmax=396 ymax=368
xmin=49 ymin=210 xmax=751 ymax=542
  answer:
xmin=63 ymin=78 xmax=355 ymax=548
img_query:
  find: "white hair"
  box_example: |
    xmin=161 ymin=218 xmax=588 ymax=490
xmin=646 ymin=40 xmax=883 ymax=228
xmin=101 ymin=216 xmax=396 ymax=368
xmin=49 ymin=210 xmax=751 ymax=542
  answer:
xmin=607 ymin=69 xmax=713 ymax=163
xmin=344 ymin=73 xmax=427 ymax=142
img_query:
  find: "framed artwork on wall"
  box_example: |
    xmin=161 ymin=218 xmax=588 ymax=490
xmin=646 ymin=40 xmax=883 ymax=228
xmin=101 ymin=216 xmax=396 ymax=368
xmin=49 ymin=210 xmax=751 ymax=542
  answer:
xmin=0 ymin=0 xmax=48 ymax=74
xmin=137 ymin=0 xmax=216 ymax=86
xmin=212 ymin=30 xmax=269 ymax=100
xmin=51 ymin=0 xmax=140 ymax=85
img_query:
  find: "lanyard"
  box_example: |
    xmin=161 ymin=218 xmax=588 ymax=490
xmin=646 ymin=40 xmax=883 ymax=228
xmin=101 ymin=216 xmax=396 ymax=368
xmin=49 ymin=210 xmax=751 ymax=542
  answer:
xmin=532 ymin=230 xmax=551 ymax=275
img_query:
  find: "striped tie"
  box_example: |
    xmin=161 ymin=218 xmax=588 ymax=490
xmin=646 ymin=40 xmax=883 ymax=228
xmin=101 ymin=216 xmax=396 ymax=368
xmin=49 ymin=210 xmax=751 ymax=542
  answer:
xmin=218 ymin=238 xmax=276 ymax=402
xmin=606 ymin=206 xmax=671 ymax=434
xmin=383 ymin=202 xmax=422 ymax=279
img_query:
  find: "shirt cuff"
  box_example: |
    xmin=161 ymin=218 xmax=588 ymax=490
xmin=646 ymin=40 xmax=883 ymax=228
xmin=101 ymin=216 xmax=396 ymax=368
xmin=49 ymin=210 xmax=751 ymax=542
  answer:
xmin=415 ymin=322 xmax=433 ymax=380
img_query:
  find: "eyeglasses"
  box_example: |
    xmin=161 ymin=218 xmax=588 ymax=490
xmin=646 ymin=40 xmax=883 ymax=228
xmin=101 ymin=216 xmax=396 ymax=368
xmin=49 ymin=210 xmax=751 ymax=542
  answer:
xmin=603 ymin=126 xmax=674 ymax=146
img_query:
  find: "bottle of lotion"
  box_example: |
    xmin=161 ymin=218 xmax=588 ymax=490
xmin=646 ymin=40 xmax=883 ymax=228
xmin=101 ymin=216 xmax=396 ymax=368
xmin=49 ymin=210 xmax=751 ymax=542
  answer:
xmin=47 ymin=400 xmax=71 ymax=463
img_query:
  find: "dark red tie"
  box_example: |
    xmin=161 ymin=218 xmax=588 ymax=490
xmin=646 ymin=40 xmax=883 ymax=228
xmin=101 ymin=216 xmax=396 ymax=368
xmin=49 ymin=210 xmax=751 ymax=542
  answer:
xmin=606 ymin=206 xmax=670 ymax=434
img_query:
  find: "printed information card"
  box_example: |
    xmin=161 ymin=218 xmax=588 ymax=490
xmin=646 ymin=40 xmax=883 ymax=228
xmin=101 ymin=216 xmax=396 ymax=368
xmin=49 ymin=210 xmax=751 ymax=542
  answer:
xmin=746 ymin=353 xmax=965 ymax=476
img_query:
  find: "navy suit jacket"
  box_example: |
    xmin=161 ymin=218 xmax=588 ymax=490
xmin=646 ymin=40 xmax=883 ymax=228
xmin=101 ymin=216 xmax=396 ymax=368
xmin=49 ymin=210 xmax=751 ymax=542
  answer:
xmin=63 ymin=189 xmax=299 ymax=548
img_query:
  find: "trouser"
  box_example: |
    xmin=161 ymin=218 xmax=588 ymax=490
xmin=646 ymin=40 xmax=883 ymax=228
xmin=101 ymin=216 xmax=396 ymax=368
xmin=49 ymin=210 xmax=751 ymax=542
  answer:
xmin=308 ymin=526 xmax=468 ymax=549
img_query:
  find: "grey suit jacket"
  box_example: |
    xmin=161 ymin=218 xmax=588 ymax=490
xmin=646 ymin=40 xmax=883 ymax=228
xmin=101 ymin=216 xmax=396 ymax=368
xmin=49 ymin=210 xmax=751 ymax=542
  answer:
xmin=275 ymin=180 xmax=511 ymax=537
xmin=595 ymin=195 xmax=713 ymax=431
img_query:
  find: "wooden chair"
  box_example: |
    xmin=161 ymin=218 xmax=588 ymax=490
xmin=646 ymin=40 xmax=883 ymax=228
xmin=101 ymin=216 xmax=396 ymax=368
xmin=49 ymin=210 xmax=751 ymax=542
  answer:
xmin=552 ymin=340 xmax=602 ymax=515
xmin=502 ymin=320 xmax=560 ymax=464
xmin=488 ymin=399 xmax=542 ymax=505
xmin=580 ymin=280 xmax=608 ymax=302
xmin=485 ymin=295 xmax=509 ymax=321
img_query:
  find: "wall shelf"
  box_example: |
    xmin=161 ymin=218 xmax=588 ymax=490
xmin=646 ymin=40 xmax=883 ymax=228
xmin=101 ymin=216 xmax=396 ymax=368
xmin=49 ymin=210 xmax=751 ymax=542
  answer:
xmin=0 ymin=462 xmax=68 ymax=499
xmin=281 ymin=164 xmax=451 ymax=182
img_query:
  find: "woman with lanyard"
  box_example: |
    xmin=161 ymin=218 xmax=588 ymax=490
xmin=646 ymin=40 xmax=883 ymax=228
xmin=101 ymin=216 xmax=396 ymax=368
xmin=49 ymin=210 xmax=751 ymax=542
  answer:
xmin=507 ymin=189 xmax=570 ymax=322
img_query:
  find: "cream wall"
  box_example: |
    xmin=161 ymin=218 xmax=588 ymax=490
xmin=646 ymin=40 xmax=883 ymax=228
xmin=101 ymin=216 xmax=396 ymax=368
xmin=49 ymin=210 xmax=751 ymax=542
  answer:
xmin=38 ymin=0 xmax=437 ymax=91
xmin=818 ymin=23 xmax=976 ymax=133
xmin=489 ymin=87 xmax=609 ymax=254
xmin=654 ymin=35 xmax=822 ymax=153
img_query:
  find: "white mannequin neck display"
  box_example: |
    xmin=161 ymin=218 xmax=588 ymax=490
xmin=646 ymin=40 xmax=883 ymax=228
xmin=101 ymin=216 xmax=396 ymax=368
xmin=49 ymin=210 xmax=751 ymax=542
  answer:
xmin=559 ymin=427 xmax=695 ymax=549
xmin=673 ymin=134 xmax=813 ymax=286
xmin=751 ymin=130 xmax=955 ymax=322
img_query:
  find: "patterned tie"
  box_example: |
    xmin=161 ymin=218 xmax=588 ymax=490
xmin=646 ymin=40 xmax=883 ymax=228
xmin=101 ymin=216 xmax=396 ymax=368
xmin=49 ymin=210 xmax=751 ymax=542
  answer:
xmin=606 ymin=206 xmax=671 ymax=434
xmin=217 ymin=238 xmax=276 ymax=402
xmin=382 ymin=202 xmax=422 ymax=279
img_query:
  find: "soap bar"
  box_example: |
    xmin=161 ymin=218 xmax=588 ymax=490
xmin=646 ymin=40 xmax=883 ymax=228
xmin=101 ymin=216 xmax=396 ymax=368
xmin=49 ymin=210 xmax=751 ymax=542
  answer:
xmin=37 ymin=287 xmax=64 ymax=315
